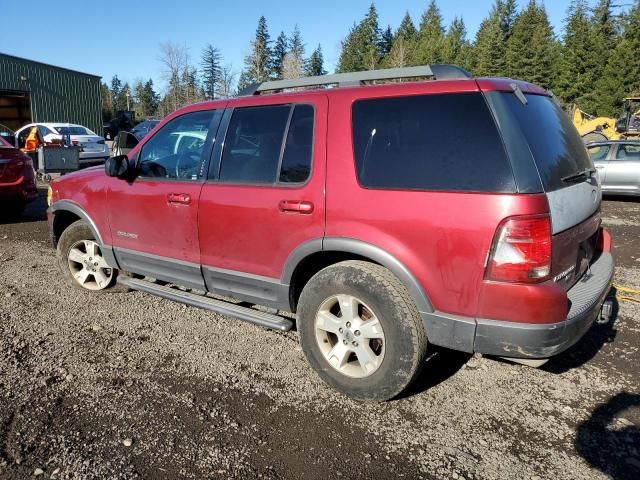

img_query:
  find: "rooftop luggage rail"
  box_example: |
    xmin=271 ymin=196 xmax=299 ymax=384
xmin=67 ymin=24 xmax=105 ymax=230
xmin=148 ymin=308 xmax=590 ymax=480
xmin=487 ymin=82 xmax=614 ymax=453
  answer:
xmin=238 ymin=64 xmax=472 ymax=96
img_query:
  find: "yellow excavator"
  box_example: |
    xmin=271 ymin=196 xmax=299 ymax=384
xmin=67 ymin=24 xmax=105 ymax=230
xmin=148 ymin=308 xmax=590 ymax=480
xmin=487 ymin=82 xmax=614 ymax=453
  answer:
xmin=573 ymin=97 xmax=640 ymax=143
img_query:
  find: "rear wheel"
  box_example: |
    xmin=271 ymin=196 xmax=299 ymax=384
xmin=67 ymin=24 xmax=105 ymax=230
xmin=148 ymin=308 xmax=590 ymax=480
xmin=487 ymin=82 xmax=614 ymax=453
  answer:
xmin=57 ymin=220 xmax=126 ymax=292
xmin=297 ymin=261 xmax=428 ymax=401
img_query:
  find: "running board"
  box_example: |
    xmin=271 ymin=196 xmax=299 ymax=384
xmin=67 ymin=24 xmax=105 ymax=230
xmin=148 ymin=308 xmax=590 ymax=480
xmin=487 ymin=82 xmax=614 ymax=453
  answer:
xmin=117 ymin=276 xmax=294 ymax=331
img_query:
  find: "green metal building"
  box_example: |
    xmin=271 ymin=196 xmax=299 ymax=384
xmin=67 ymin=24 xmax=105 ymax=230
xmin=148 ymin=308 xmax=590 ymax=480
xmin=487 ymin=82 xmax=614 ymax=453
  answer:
xmin=0 ymin=53 xmax=102 ymax=134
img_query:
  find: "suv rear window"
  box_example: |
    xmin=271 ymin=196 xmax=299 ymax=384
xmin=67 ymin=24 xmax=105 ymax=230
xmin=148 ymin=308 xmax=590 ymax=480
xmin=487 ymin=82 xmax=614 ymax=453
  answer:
xmin=501 ymin=93 xmax=592 ymax=192
xmin=352 ymin=92 xmax=515 ymax=192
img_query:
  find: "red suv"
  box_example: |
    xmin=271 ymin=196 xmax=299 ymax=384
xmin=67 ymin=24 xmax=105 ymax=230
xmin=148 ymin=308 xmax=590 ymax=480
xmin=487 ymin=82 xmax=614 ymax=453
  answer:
xmin=48 ymin=65 xmax=614 ymax=401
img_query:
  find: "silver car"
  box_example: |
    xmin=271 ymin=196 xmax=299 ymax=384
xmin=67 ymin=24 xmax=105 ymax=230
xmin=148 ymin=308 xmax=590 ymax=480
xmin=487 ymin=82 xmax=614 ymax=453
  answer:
xmin=587 ymin=140 xmax=640 ymax=196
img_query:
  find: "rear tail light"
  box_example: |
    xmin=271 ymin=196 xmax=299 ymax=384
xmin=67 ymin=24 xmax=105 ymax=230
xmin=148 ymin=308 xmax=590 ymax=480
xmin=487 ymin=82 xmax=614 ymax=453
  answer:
xmin=485 ymin=214 xmax=551 ymax=283
xmin=72 ymin=140 xmax=79 ymax=145
xmin=1 ymin=157 xmax=30 ymax=182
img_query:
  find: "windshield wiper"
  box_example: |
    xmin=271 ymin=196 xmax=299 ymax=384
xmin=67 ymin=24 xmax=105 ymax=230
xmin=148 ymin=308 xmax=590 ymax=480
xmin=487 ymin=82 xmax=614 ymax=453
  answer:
xmin=561 ymin=167 xmax=596 ymax=184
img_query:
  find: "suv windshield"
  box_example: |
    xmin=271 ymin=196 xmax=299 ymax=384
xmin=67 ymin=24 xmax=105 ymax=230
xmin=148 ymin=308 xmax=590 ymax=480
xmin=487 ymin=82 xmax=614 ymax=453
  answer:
xmin=501 ymin=93 xmax=592 ymax=192
xmin=55 ymin=126 xmax=92 ymax=136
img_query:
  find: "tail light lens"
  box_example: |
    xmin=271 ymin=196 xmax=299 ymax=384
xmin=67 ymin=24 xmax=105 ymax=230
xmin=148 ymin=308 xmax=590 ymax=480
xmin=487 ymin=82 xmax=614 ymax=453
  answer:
xmin=2 ymin=157 xmax=31 ymax=182
xmin=485 ymin=215 xmax=551 ymax=283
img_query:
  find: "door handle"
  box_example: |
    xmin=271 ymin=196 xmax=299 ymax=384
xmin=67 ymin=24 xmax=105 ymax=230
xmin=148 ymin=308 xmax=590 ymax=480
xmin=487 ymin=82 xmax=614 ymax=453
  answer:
xmin=167 ymin=193 xmax=191 ymax=205
xmin=595 ymin=165 xmax=605 ymax=169
xmin=279 ymin=200 xmax=314 ymax=214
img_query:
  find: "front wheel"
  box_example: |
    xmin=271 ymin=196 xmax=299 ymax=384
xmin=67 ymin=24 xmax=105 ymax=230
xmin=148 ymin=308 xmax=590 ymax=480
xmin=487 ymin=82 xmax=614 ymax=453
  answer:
xmin=297 ymin=261 xmax=428 ymax=401
xmin=57 ymin=220 xmax=126 ymax=292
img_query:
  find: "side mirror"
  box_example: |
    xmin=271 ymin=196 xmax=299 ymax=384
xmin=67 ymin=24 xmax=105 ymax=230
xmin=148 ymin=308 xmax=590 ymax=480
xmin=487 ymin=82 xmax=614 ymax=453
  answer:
xmin=105 ymin=155 xmax=131 ymax=178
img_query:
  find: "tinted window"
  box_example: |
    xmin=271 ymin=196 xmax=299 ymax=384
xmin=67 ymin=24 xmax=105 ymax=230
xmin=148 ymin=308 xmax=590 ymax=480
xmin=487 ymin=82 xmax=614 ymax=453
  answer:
xmin=502 ymin=93 xmax=592 ymax=192
xmin=139 ymin=110 xmax=214 ymax=181
xmin=587 ymin=144 xmax=611 ymax=162
xmin=219 ymin=105 xmax=290 ymax=184
xmin=352 ymin=93 xmax=514 ymax=192
xmin=279 ymin=105 xmax=314 ymax=183
xmin=616 ymin=144 xmax=640 ymax=160
xmin=55 ymin=126 xmax=91 ymax=135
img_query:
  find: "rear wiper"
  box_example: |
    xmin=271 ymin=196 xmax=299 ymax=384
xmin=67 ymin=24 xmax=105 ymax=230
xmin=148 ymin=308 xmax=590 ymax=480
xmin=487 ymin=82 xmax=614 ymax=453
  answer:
xmin=561 ymin=167 xmax=596 ymax=184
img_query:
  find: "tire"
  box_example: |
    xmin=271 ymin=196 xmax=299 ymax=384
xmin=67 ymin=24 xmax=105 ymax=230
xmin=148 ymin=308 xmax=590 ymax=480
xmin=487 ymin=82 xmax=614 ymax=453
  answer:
xmin=57 ymin=220 xmax=127 ymax=293
xmin=582 ymin=131 xmax=608 ymax=144
xmin=297 ymin=260 xmax=428 ymax=401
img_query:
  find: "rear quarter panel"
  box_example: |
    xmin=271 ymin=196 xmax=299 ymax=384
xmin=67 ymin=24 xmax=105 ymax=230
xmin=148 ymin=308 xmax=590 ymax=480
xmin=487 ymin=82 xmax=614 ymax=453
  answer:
xmin=325 ymin=84 xmax=550 ymax=317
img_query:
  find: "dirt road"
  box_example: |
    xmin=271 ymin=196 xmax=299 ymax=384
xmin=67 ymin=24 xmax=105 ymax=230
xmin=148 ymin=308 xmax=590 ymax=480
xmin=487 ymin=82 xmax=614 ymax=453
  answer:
xmin=0 ymin=189 xmax=638 ymax=479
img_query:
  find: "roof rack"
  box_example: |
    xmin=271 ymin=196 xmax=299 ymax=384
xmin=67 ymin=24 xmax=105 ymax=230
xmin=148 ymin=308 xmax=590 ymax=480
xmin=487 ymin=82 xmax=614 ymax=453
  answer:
xmin=238 ymin=64 xmax=472 ymax=96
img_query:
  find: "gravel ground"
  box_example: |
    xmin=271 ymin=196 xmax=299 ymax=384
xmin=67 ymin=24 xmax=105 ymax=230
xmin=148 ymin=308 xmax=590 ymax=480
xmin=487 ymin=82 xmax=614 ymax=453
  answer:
xmin=0 ymin=189 xmax=638 ymax=480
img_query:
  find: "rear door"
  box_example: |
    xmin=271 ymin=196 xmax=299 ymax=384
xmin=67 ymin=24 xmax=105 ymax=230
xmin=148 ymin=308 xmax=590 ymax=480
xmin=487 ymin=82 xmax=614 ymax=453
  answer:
xmin=603 ymin=143 xmax=640 ymax=194
xmin=198 ymin=96 xmax=327 ymax=308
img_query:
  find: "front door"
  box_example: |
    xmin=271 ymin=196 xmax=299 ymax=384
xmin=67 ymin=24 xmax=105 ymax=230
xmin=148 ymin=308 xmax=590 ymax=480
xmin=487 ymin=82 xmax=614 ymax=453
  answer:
xmin=107 ymin=108 xmax=222 ymax=290
xmin=198 ymin=97 xmax=327 ymax=309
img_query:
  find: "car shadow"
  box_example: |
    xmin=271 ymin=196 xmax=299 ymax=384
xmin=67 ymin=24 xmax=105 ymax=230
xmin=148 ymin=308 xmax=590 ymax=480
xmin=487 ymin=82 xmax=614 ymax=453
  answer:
xmin=398 ymin=347 xmax=471 ymax=400
xmin=576 ymin=392 xmax=640 ymax=480
xmin=542 ymin=288 xmax=619 ymax=374
xmin=603 ymin=194 xmax=640 ymax=203
xmin=0 ymin=186 xmax=48 ymax=225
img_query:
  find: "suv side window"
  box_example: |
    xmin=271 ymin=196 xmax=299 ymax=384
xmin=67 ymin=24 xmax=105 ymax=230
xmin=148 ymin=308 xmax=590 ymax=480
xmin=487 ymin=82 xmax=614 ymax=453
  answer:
xmin=138 ymin=110 xmax=215 ymax=181
xmin=218 ymin=105 xmax=291 ymax=184
xmin=352 ymin=93 xmax=515 ymax=192
xmin=615 ymin=144 xmax=640 ymax=160
xmin=279 ymin=105 xmax=314 ymax=183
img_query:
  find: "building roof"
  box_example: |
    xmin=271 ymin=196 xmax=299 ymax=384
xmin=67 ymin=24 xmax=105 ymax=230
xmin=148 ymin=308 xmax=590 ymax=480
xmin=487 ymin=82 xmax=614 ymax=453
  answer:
xmin=0 ymin=52 xmax=101 ymax=79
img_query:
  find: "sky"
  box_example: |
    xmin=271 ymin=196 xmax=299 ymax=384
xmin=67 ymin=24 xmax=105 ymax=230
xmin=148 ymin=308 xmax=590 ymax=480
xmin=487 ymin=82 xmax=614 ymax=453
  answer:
xmin=0 ymin=1 xmax=602 ymax=90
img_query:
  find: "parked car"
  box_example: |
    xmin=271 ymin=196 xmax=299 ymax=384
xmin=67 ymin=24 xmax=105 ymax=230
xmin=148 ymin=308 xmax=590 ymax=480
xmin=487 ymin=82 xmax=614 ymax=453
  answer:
xmin=0 ymin=134 xmax=37 ymax=217
xmin=130 ymin=119 xmax=161 ymax=141
xmin=587 ymin=140 xmax=640 ymax=196
xmin=47 ymin=65 xmax=614 ymax=401
xmin=15 ymin=123 xmax=109 ymax=165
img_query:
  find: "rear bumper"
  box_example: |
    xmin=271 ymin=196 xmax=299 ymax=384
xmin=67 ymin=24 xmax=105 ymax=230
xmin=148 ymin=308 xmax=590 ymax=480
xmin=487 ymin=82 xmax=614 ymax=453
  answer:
xmin=422 ymin=251 xmax=614 ymax=358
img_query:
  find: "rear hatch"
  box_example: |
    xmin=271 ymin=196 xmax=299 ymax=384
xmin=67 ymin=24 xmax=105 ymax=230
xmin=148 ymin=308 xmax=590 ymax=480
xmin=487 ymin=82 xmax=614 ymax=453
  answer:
xmin=490 ymin=89 xmax=601 ymax=290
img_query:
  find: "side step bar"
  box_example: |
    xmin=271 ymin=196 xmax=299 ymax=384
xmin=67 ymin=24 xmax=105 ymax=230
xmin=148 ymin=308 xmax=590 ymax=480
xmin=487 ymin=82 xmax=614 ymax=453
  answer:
xmin=117 ymin=276 xmax=294 ymax=331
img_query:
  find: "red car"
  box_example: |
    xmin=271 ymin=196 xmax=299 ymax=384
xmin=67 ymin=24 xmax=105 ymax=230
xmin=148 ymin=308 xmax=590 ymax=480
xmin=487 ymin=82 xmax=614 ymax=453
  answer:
xmin=47 ymin=65 xmax=614 ymax=401
xmin=0 ymin=134 xmax=37 ymax=217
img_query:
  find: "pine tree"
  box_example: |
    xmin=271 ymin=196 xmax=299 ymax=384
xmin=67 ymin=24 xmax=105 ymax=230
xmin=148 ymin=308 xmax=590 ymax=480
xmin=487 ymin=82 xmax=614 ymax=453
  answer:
xmin=441 ymin=17 xmax=470 ymax=66
xmin=271 ymin=32 xmax=289 ymax=80
xmin=384 ymin=12 xmax=417 ymax=68
xmin=396 ymin=11 xmax=418 ymax=41
xmin=590 ymin=0 xmax=620 ymax=114
xmin=596 ymin=1 xmax=640 ymax=116
xmin=110 ymin=75 xmax=122 ymax=111
xmin=497 ymin=0 xmax=518 ymax=40
xmin=505 ymin=1 xmax=557 ymax=89
xmin=306 ymin=45 xmax=327 ymax=76
xmin=200 ymin=44 xmax=221 ymax=100
xmin=100 ymin=82 xmax=113 ymax=121
xmin=139 ymin=79 xmax=159 ymax=117
xmin=413 ymin=0 xmax=445 ymax=64
xmin=238 ymin=16 xmax=272 ymax=90
xmin=380 ymin=25 xmax=394 ymax=58
xmin=337 ymin=4 xmax=382 ymax=72
xmin=472 ymin=8 xmax=506 ymax=76
xmin=555 ymin=1 xmax=596 ymax=110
